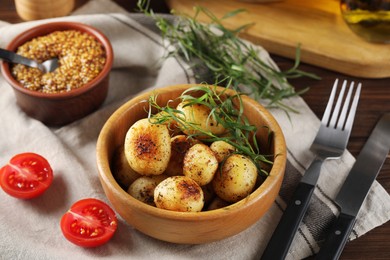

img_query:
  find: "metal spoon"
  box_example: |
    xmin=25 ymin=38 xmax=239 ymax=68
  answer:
xmin=0 ymin=48 xmax=59 ymax=73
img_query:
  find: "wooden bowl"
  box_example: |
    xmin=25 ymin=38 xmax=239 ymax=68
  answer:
xmin=96 ymin=84 xmax=286 ymax=244
xmin=0 ymin=21 xmax=113 ymax=126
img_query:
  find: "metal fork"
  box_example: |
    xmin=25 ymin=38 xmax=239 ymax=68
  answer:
xmin=261 ymin=79 xmax=361 ymax=260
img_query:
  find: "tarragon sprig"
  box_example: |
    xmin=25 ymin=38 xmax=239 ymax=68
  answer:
xmin=137 ymin=0 xmax=320 ymax=113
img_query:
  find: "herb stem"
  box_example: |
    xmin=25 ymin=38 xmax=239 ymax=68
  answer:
xmin=148 ymin=84 xmax=274 ymax=176
xmin=137 ymin=0 xmax=320 ymax=112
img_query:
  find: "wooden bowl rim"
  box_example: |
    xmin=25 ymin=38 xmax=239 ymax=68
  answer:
xmin=96 ymin=84 xmax=286 ymax=221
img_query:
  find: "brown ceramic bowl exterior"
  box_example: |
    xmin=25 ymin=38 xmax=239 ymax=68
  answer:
xmin=96 ymin=84 xmax=287 ymax=244
xmin=1 ymin=21 xmax=113 ymax=126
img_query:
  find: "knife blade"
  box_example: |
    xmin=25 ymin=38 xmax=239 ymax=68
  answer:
xmin=316 ymin=113 xmax=390 ymax=260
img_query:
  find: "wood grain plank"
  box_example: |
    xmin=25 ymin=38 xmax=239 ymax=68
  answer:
xmin=167 ymin=0 xmax=390 ymax=78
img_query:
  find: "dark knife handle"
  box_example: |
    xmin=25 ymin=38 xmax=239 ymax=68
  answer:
xmin=261 ymin=182 xmax=315 ymax=260
xmin=315 ymin=213 xmax=356 ymax=260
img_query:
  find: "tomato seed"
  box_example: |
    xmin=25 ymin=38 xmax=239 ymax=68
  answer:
xmin=90 ymin=229 xmax=99 ymax=237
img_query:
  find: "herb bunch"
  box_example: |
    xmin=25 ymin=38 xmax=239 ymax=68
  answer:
xmin=137 ymin=0 xmax=319 ymax=112
xmin=148 ymin=84 xmax=273 ymax=176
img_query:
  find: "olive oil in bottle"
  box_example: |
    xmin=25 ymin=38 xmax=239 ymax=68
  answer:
xmin=341 ymin=0 xmax=390 ymax=43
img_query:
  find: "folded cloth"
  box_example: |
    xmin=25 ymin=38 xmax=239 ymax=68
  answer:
xmin=1 ymin=1 xmax=389 ymax=259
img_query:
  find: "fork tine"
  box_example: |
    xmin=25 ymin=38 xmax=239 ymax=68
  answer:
xmin=336 ymin=81 xmax=354 ymax=129
xmin=321 ymin=79 xmax=339 ymax=125
xmin=329 ymin=80 xmax=347 ymax=128
xmin=344 ymin=82 xmax=362 ymax=132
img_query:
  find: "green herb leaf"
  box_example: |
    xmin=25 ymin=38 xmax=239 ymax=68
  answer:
xmin=137 ymin=0 xmax=320 ymax=112
xmin=147 ymin=84 xmax=274 ymax=176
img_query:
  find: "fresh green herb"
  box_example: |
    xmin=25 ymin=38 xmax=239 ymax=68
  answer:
xmin=137 ymin=0 xmax=319 ymax=112
xmin=148 ymin=84 xmax=273 ymax=177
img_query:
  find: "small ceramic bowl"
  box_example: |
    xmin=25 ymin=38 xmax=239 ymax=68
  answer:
xmin=96 ymin=84 xmax=287 ymax=244
xmin=1 ymin=21 xmax=113 ymax=126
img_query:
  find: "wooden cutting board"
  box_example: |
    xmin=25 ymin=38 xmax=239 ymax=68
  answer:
xmin=166 ymin=0 xmax=390 ymax=78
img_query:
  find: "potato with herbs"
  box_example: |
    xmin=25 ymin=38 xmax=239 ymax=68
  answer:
xmin=152 ymin=111 xmax=181 ymax=136
xmin=116 ymin=86 xmax=273 ymax=212
xmin=124 ymin=118 xmax=171 ymax=175
xmin=127 ymin=175 xmax=168 ymax=206
xmin=165 ymin=135 xmax=200 ymax=176
xmin=176 ymin=101 xmax=226 ymax=138
xmin=154 ymin=176 xmax=204 ymax=212
xmin=183 ymin=143 xmax=218 ymax=186
xmin=212 ymin=154 xmax=258 ymax=203
xmin=210 ymin=140 xmax=236 ymax=163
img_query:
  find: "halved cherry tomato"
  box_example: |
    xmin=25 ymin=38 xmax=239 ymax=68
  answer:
xmin=60 ymin=198 xmax=118 ymax=247
xmin=0 ymin=152 xmax=53 ymax=199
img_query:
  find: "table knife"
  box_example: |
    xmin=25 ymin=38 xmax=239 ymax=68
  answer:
xmin=316 ymin=113 xmax=390 ymax=260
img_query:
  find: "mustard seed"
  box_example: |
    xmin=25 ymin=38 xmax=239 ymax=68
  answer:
xmin=11 ymin=30 xmax=106 ymax=93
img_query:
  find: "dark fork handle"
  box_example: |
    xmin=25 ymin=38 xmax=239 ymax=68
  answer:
xmin=261 ymin=182 xmax=315 ymax=260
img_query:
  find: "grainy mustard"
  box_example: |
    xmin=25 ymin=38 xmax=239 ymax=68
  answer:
xmin=12 ymin=30 xmax=106 ymax=93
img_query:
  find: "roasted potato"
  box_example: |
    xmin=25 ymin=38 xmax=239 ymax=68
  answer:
xmin=111 ymin=146 xmax=141 ymax=188
xmin=183 ymin=143 xmax=218 ymax=186
xmin=212 ymin=154 xmax=257 ymax=203
xmin=124 ymin=118 xmax=171 ymax=175
xmin=151 ymin=111 xmax=182 ymax=136
xmin=210 ymin=140 xmax=236 ymax=163
xmin=176 ymin=101 xmax=226 ymax=138
xmin=165 ymin=135 xmax=200 ymax=176
xmin=154 ymin=176 xmax=204 ymax=212
xmin=201 ymin=183 xmax=216 ymax=207
xmin=127 ymin=175 xmax=168 ymax=206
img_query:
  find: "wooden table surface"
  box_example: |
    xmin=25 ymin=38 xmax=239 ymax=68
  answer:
xmin=1 ymin=0 xmax=389 ymax=259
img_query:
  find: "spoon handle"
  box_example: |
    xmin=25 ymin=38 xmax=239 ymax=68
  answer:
xmin=0 ymin=48 xmax=40 ymax=69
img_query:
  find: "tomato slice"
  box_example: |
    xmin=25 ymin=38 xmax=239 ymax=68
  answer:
xmin=60 ymin=198 xmax=118 ymax=247
xmin=0 ymin=152 xmax=53 ymax=199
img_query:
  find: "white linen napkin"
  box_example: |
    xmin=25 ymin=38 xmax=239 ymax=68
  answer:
xmin=1 ymin=1 xmax=389 ymax=259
